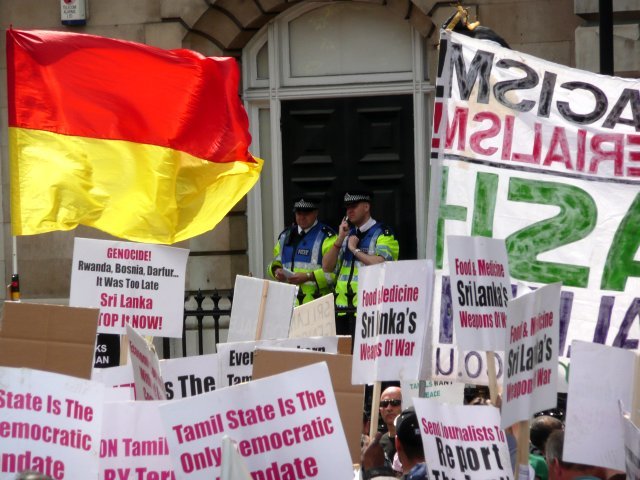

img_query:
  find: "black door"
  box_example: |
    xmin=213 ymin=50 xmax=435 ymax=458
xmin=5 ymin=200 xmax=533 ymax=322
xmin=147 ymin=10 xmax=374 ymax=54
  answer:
xmin=281 ymin=95 xmax=416 ymax=260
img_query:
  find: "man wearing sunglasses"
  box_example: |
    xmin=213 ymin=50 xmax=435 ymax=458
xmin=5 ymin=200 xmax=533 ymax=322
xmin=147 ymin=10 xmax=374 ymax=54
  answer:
xmin=378 ymin=386 xmax=403 ymax=466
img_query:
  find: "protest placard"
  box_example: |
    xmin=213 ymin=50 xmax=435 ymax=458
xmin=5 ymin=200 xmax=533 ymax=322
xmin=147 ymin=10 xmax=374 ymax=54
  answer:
xmin=414 ymin=399 xmax=513 ymax=480
xmin=352 ymin=259 xmax=434 ymax=384
xmin=127 ymin=325 xmax=166 ymax=401
xmin=401 ymin=380 xmax=465 ymax=405
xmin=289 ymin=294 xmax=336 ymax=338
xmin=447 ymin=236 xmax=511 ymax=351
xmin=158 ymin=362 xmax=353 ymax=480
xmin=0 ymin=367 xmax=104 ymax=480
xmin=621 ymin=403 xmax=640 ymax=480
xmin=217 ymin=336 xmax=339 ymax=387
xmin=501 ymin=283 xmax=560 ymax=428
xmin=70 ymin=238 xmax=188 ymax=337
xmin=564 ymin=340 xmax=640 ymax=470
xmin=227 ymin=276 xmax=297 ymax=342
xmin=427 ymin=29 xmax=640 ymax=380
xmin=91 ymin=364 xmax=135 ymax=400
xmin=160 ymin=353 xmax=219 ymax=399
xmin=0 ymin=302 xmax=99 ymax=379
xmin=100 ymin=401 xmax=174 ymax=480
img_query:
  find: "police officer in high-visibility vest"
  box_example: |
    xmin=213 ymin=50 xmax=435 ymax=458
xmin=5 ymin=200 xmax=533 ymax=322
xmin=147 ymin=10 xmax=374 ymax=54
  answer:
xmin=322 ymin=191 xmax=399 ymax=337
xmin=268 ymin=197 xmax=336 ymax=304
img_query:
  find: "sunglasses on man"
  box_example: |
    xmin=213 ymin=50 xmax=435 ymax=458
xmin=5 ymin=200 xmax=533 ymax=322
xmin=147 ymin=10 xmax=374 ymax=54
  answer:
xmin=379 ymin=399 xmax=401 ymax=408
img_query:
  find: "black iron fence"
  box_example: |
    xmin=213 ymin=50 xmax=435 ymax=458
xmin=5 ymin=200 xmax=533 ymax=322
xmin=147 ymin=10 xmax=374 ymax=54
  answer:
xmin=159 ymin=283 xmax=358 ymax=359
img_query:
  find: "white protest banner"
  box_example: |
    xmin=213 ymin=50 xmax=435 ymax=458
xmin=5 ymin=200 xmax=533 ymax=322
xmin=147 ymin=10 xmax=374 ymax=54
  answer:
xmin=447 ymin=236 xmax=511 ymax=351
xmin=127 ymin=325 xmax=166 ymax=401
xmin=564 ymin=340 xmax=640 ymax=470
xmin=160 ymin=353 xmax=219 ymax=399
xmin=100 ymin=401 xmax=174 ymax=480
xmin=91 ymin=365 xmax=135 ymax=400
xmin=70 ymin=238 xmax=188 ymax=337
xmin=158 ymin=362 xmax=353 ymax=480
xmin=621 ymin=403 xmax=640 ymax=480
xmin=227 ymin=276 xmax=297 ymax=342
xmin=414 ymin=399 xmax=513 ymax=480
xmin=401 ymin=380 xmax=465 ymax=405
xmin=0 ymin=367 xmax=104 ymax=480
xmin=502 ymin=283 xmax=560 ymax=428
xmin=289 ymin=294 xmax=336 ymax=338
xmin=217 ymin=336 xmax=339 ymax=387
xmin=428 ymin=29 xmax=640 ymax=380
xmin=352 ymin=259 xmax=434 ymax=384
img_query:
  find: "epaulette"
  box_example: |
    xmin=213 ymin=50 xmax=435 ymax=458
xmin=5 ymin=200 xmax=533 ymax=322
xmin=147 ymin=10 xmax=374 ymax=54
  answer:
xmin=322 ymin=225 xmax=336 ymax=237
xmin=377 ymin=223 xmax=394 ymax=236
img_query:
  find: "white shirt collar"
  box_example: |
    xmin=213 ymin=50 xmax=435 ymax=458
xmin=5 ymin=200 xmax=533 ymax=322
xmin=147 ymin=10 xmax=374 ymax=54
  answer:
xmin=356 ymin=217 xmax=376 ymax=233
xmin=298 ymin=220 xmax=318 ymax=235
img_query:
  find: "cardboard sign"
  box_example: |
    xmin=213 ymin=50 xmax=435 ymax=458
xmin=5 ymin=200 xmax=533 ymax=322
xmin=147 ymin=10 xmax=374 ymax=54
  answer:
xmin=227 ymin=276 xmax=297 ymax=342
xmin=158 ymin=362 xmax=353 ymax=480
xmin=352 ymin=259 xmax=434 ymax=383
xmin=289 ymin=294 xmax=336 ymax=338
xmin=100 ymin=401 xmax=174 ymax=480
xmin=401 ymin=380 xmax=465 ymax=405
xmin=447 ymin=236 xmax=511 ymax=351
xmin=0 ymin=367 xmax=105 ymax=480
xmin=70 ymin=238 xmax=188 ymax=337
xmin=127 ymin=325 xmax=166 ymax=401
xmin=414 ymin=399 xmax=513 ymax=480
xmin=159 ymin=353 xmax=219 ymax=400
xmin=217 ymin=336 xmax=339 ymax=387
xmin=428 ymin=29 xmax=640 ymax=380
xmin=502 ymin=283 xmax=560 ymax=428
xmin=251 ymin=349 xmax=364 ymax=465
xmin=564 ymin=340 xmax=639 ymax=470
xmin=0 ymin=301 xmax=99 ymax=379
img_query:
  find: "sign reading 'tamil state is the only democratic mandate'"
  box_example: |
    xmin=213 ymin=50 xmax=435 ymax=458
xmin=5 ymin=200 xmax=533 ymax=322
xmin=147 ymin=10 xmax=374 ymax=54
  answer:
xmin=70 ymin=238 xmax=188 ymax=337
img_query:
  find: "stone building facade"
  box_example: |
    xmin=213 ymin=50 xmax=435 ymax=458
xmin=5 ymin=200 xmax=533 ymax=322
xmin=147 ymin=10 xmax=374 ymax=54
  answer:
xmin=0 ymin=0 xmax=635 ymax=303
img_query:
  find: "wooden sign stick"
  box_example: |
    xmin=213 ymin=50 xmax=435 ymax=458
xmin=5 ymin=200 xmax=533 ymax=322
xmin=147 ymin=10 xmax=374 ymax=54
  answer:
xmin=254 ymin=280 xmax=270 ymax=340
xmin=486 ymin=351 xmax=499 ymax=404
xmin=369 ymin=381 xmax=382 ymax=439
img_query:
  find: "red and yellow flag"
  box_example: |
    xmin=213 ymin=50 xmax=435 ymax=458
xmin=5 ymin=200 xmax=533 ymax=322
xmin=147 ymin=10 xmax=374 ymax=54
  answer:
xmin=7 ymin=29 xmax=262 ymax=244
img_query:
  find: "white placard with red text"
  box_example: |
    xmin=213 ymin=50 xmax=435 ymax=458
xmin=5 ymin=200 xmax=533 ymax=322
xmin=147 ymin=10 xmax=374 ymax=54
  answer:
xmin=352 ymin=260 xmax=434 ymax=384
xmin=70 ymin=238 xmax=188 ymax=337
xmin=100 ymin=401 xmax=174 ymax=480
xmin=447 ymin=236 xmax=511 ymax=351
xmin=217 ymin=336 xmax=339 ymax=387
xmin=158 ymin=362 xmax=353 ymax=480
xmin=127 ymin=325 xmax=166 ymax=401
xmin=0 ymin=367 xmax=105 ymax=480
xmin=502 ymin=283 xmax=560 ymax=428
xmin=160 ymin=353 xmax=219 ymax=400
xmin=414 ymin=399 xmax=513 ymax=480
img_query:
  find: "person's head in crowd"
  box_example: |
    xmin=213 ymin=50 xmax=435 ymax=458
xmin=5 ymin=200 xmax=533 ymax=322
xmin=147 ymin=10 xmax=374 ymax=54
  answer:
xmin=343 ymin=190 xmax=373 ymax=228
xmin=379 ymin=386 xmax=402 ymax=434
xmin=530 ymin=415 xmax=563 ymax=455
xmin=293 ymin=197 xmax=319 ymax=230
xmin=545 ymin=430 xmax=607 ymax=480
xmin=394 ymin=407 xmax=425 ymax=474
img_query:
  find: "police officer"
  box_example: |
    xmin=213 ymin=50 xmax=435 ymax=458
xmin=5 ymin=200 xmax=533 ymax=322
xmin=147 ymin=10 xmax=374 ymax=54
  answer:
xmin=322 ymin=191 xmax=399 ymax=336
xmin=268 ymin=197 xmax=336 ymax=304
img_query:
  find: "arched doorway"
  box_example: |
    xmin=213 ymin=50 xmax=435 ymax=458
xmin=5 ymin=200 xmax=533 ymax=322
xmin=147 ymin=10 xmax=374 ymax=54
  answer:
xmin=241 ymin=1 xmax=434 ymax=275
